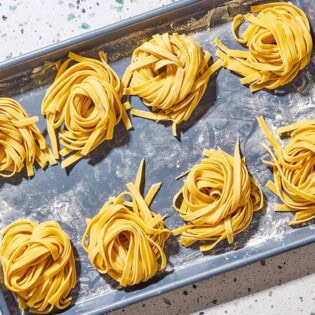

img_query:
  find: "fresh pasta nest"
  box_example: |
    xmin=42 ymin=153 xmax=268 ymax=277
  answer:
xmin=0 ymin=221 xmax=76 ymax=314
xmin=173 ymin=142 xmax=263 ymax=251
xmin=82 ymin=160 xmax=170 ymax=286
xmin=122 ymin=33 xmax=223 ymax=136
xmin=258 ymin=117 xmax=315 ymax=225
xmin=42 ymin=51 xmax=132 ymax=168
xmin=0 ymin=98 xmax=56 ymax=177
xmin=215 ymin=2 xmax=313 ymax=92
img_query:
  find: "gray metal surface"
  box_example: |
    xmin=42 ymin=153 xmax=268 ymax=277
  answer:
xmin=0 ymin=0 xmax=314 ymax=314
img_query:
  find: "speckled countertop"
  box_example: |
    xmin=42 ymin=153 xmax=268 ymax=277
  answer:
xmin=1 ymin=1 xmax=314 ymax=315
xmin=111 ymin=243 xmax=315 ymax=315
xmin=0 ymin=0 xmax=177 ymax=60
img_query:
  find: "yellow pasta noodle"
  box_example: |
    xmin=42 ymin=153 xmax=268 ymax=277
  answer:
xmin=0 ymin=220 xmax=76 ymax=314
xmin=42 ymin=51 xmax=132 ymax=168
xmin=215 ymin=2 xmax=312 ymax=92
xmin=122 ymin=33 xmax=223 ymax=136
xmin=173 ymin=141 xmax=263 ymax=251
xmin=82 ymin=160 xmax=170 ymax=286
xmin=258 ymin=116 xmax=315 ymax=225
xmin=0 ymin=98 xmax=56 ymax=177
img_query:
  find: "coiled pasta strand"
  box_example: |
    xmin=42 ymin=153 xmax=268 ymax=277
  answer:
xmin=82 ymin=160 xmax=170 ymax=286
xmin=258 ymin=117 xmax=315 ymax=225
xmin=215 ymin=2 xmax=312 ymax=92
xmin=0 ymin=98 xmax=56 ymax=177
xmin=122 ymin=33 xmax=223 ymax=136
xmin=0 ymin=220 xmax=76 ymax=314
xmin=42 ymin=51 xmax=132 ymax=168
xmin=173 ymin=142 xmax=263 ymax=251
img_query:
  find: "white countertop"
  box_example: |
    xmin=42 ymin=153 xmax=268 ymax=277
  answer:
xmin=1 ymin=1 xmax=314 ymax=314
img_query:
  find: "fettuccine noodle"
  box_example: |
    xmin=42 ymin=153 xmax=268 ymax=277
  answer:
xmin=122 ymin=33 xmax=223 ymax=136
xmin=42 ymin=51 xmax=132 ymax=168
xmin=0 ymin=98 xmax=56 ymax=177
xmin=258 ymin=116 xmax=315 ymax=225
xmin=173 ymin=142 xmax=263 ymax=251
xmin=82 ymin=160 xmax=170 ymax=286
xmin=0 ymin=220 xmax=76 ymax=314
xmin=215 ymin=2 xmax=312 ymax=92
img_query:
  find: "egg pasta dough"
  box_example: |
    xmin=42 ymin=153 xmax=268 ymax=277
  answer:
xmin=173 ymin=142 xmax=263 ymax=251
xmin=82 ymin=160 xmax=170 ymax=286
xmin=0 ymin=221 xmax=76 ymax=314
xmin=258 ymin=116 xmax=315 ymax=225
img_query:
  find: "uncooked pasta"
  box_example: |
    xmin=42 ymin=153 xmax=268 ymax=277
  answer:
xmin=42 ymin=51 xmax=132 ymax=168
xmin=258 ymin=116 xmax=315 ymax=225
xmin=0 ymin=220 xmax=76 ymax=314
xmin=215 ymin=2 xmax=312 ymax=92
xmin=82 ymin=160 xmax=170 ymax=286
xmin=0 ymin=98 xmax=56 ymax=177
xmin=173 ymin=142 xmax=263 ymax=251
xmin=122 ymin=33 xmax=223 ymax=136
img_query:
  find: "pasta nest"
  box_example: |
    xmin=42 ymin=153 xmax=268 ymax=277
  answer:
xmin=215 ymin=2 xmax=313 ymax=92
xmin=173 ymin=142 xmax=263 ymax=251
xmin=122 ymin=33 xmax=223 ymax=136
xmin=258 ymin=117 xmax=315 ymax=225
xmin=82 ymin=160 xmax=170 ymax=287
xmin=42 ymin=51 xmax=132 ymax=168
xmin=0 ymin=98 xmax=55 ymax=177
xmin=0 ymin=221 xmax=76 ymax=314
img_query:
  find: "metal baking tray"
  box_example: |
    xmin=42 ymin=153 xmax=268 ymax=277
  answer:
xmin=0 ymin=0 xmax=314 ymax=314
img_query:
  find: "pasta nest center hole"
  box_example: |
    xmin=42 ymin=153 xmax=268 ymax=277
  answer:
xmin=62 ymin=76 xmax=123 ymax=143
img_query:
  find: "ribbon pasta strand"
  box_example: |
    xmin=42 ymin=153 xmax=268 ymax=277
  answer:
xmin=258 ymin=116 xmax=315 ymax=225
xmin=173 ymin=142 xmax=263 ymax=251
xmin=82 ymin=160 xmax=171 ymax=286
xmin=0 ymin=221 xmax=76 ymax=314
xmin=122 ymin=33 xmax=223 ymax=136
xmin=214 ymin=2 xmax=312 ymax=92
xmin=42 ymin=51 xmax=132 ymax=168
xmin=0 ymin=98 xmax=56 ymax=177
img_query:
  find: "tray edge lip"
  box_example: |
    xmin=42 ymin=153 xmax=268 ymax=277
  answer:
xmin=1 ymin=0 xmax=314 ymax=314
xmin=71 ymin=232 xmax=315 ymax=315
xmin=0 ymin=0 xmax=201 ymax=71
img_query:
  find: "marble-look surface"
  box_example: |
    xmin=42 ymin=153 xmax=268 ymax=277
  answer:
xmin=1 ymin=1 xmax=314 ymax=314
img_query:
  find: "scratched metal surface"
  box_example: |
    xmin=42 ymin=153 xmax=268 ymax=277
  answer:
xmin=0 ymin=0 xmax=314 ymax=314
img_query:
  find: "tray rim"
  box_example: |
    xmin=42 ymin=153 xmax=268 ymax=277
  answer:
xmin=0 ymin=0 xmax=201 ymax=75
xmin=0 ymin=0 xmax=314 ymax=314
xmin=78 ymin=234 xmax=315 ymax=314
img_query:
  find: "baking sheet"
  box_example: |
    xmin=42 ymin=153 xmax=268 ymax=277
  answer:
xmin=0 ymin=0 xmax=314 ymax=314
